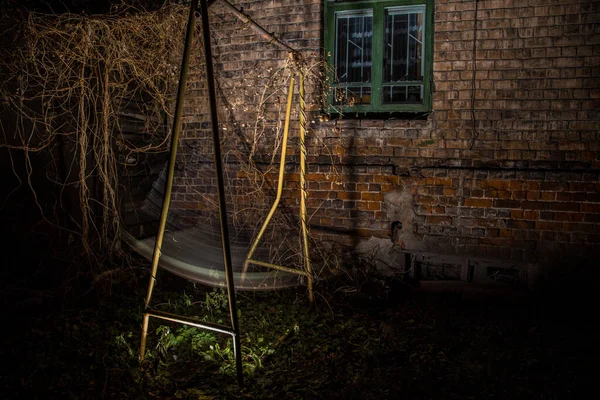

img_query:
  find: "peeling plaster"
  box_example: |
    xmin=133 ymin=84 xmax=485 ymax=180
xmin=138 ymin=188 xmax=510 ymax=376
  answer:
xmin=384 ymin=187 xmax=425 ymax=252
xmin=351 ymin=185 xmax=427 ymax=276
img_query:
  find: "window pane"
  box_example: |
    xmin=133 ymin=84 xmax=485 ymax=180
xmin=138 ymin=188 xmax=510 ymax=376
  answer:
xmin=333 ymin=86 xmax=372 ymax=106
xmin=335 ymin=11 xmax=373 ymax=84
xmin=383 ymin=85 xmax=423 ymax=104
xmin=383 ymin=7 xmax=424 ymax=84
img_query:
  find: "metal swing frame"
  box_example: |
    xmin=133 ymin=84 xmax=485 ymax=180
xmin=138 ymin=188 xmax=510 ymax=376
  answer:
xmin=139 ymin=0 xmax=313 ymax=387
xmin=242 ymin=59 xmax=314 ymax=304
xmin=139 ymin=0 xmax=244 ymax=385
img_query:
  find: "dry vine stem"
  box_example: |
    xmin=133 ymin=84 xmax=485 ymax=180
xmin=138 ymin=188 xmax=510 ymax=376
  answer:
xmin=0 ymin=4 xmax=342 ymax=280
xmin=0 ymin=6 xmax=189 ymax=264
xmin=209 ymin=55 xmax=344 ymax=278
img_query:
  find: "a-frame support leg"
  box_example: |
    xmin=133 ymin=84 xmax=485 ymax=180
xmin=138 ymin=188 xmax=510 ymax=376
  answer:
xmin=199 ymin=0 xmax=243 ymax=385
xmin=139 ymin=0 xmax=243 ymax=386
xmin=242 ymin=64 xmax=314 ymax=304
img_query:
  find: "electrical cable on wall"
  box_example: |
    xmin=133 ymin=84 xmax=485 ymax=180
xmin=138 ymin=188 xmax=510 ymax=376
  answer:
xmin=469 ymin=0 xmax=479 ymax=150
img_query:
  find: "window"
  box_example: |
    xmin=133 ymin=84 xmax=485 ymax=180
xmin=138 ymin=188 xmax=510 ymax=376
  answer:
xmin=324 ymin=0 xmax=433 ymax=114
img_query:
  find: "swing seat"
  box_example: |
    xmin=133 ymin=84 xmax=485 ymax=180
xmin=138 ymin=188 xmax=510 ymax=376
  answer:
xmin=122 ymin=226 xmax=302 ymax=290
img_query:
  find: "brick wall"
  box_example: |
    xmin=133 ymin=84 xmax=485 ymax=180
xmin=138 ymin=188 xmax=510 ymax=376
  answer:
xmin=163 ymin=0 xmax=600 ymax=269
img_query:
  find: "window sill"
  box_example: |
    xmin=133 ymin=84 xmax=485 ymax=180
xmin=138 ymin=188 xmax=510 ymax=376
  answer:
xmin=323 ymin=110 xmax=432 ymax=121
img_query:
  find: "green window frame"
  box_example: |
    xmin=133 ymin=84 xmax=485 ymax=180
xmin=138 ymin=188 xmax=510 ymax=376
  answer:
xmin=324 ymin=0 xmax=433 ymax=114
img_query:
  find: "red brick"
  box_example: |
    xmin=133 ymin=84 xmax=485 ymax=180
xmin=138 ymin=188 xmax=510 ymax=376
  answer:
xmin=361 ymin=192 xmax=384 ymax=201
xmin=311 ymin=191 xmax=336 ymax=199
xmin=509 ymin=181 xmax=523 ymax=190
xmin=471 ymin=189 xmax=485 ymax=198
xmin=356 ymin=202 xmax=380 ymax=211
xmin=580 ymin=203 xmax=600 ymax=213
xmin=523 ymin=210 xmax=540 ymax=220
xmin=487 ymin=229 xmax=500 ymax=238
xmin=535 ymin=221 xmax=564 ymax=231
xmin=426 ymin=216 xmax=452 ymax=225
xmin=587 ymin=193 xmax=600 ymax=202
xmin=499 ymin=229 xmax=513 ymax=238
xmin=540 ymin=192 xmax=555 ymax=201
xmin=319 ymin=182 xmax=333 ymax=190
xmin=481 ymin=238 xmax=510 ymax=247
xmin=174 ymin=201 xmax=200 ymax=210
xmin=507 ymin=220 xmax=535 ymax=229
xmin=373 ymin=175 xmax=399 ymax=184
xmin=476 ymin=218 xmax=499 ymax=228
xmin=549 ymin=202 xmax=581 ymax=212
xmin=498 ymin=190 xmax=512 ymax=199
xmin=494 ymin=199 xmax=521 ymax=208
xmin=426 ymin=177 xmax=453 ymax=186
xmin=305 ymin=173 xmax=325 ymax=182
xmin=338 ymin=192 xmax=361 ymax=200
xmin=511 ymin=210 xmax=523 ymax=219
xmin=443 ymin=188 xmax=457 ymax=196
xmin=487 ymin=180 xmax=511 ymax=189
xmin=570 ymin=182 xmax=595 ymax=192
xmin=464 ymin=198 xmax=493 ymax=208
xmin=485 ymin=189 xmax=498 ymax=198
xmin=416 ymin=195 xmax=435 ymax=205
xmin=523 ymin=181 xmax=541 ymax=190
xmin=512 ymin=191 xmax=527 ymax=200
xmin=563 ymin=222 xmax=596 ymax=233
xmin=555 ymin=192 xmax=571 ymax=201
xmin=584 ymin=213 xmax=600 ymax=223
xmin=521 ymin=201 xmax=550 ymax=210
xmin=433 ymin=206 xmax=446 ymax=214
xmin=572 ymin=193 xmax=587 ymax=202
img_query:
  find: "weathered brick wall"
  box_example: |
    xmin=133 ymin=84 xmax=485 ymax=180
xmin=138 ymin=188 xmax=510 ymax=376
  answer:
xmin=166 ymin=0 xmax=600 ymax=269
xmin=167 ymin=0 xmax=323 ymax=233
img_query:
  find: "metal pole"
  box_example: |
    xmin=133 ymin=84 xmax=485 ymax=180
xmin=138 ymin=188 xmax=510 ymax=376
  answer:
xmin=243 ymin=72 xmax=295 ymax=279
xmin=244 ymin=258 xmax=308 ymax=276
xmin=140 ymin=0 xmax=199 ymax=360
xmin=199 ymin=0 xmax=244 ymax=386
xmin=298 ymin=70 xmax=314 ymax=304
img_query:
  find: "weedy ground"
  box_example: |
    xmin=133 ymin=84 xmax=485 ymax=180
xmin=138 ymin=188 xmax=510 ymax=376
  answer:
xmin=1 ymin=253 xmax=594 ymax=400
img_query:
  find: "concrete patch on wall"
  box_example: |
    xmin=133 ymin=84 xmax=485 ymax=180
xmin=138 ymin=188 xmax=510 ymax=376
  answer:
xmin=384 ymin=186 xmax=425 ymax=252
xmin=347 ymin=185 xmax=425 ymax=276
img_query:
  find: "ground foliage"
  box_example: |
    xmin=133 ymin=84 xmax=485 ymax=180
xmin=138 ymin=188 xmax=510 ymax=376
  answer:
xmin=2 ymin=258 xmax=593 ymax=400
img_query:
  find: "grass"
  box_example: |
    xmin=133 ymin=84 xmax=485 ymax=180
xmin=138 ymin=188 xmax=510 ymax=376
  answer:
xmin=1 ymin=262 xmax=593 ymax=400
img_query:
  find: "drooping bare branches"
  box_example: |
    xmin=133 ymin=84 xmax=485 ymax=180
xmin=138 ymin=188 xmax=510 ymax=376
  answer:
xmin=0 ymin=4 xmax=342 ymax=280
xmin=0 ymin=5 xmax=189 ymax=259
